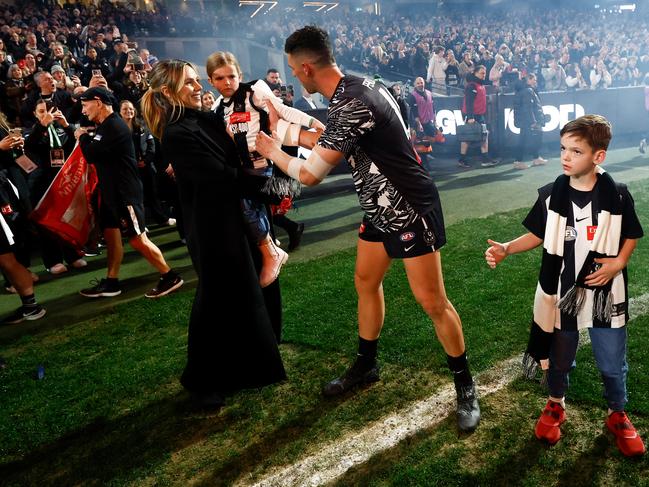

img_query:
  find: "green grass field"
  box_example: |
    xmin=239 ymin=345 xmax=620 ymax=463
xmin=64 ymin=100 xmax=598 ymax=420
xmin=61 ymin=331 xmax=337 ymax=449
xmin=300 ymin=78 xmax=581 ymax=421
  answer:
xmin=1 ymin=150 xmax=649 ymax=486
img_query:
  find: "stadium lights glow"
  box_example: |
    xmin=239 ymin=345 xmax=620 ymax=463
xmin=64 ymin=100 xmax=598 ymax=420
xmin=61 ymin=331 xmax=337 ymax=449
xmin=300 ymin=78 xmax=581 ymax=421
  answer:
xmin=619 ymin=4 xmax=636 ymax=11
xmin=303 ymin=2 xmax=339 ymax=12
xmin=239 ymin=1 xmax=278 ymax=18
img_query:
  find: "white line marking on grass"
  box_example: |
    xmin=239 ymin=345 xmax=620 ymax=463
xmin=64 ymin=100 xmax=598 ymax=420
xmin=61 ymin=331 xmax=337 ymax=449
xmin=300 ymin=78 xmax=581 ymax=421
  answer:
xmin=240 ymin=293 xmax=649 ymax=487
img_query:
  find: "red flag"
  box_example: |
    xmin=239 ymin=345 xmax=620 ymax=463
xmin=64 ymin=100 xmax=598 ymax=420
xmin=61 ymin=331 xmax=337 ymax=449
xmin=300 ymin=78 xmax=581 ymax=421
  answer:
xmin=30 ymin=145 xmax=98 ymax=250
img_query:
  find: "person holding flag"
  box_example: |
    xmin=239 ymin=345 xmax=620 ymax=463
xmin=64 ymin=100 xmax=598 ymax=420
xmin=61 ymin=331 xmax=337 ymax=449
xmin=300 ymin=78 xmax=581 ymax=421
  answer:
xmin=25 ymin=100 xmax=88 ymax=275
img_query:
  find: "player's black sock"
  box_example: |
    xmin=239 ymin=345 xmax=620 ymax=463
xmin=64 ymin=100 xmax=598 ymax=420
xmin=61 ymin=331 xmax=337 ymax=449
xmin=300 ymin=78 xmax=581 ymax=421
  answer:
xmin=356 ymin=336 xmax=378 ymax=370
xmin=447 ymin=351 xmax=473 ymax=386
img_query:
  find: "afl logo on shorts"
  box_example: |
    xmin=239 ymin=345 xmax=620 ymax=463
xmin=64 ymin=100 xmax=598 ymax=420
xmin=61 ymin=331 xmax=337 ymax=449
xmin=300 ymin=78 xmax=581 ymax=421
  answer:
xmin=359 ymin=223 xmax=366 ymax=234
xmin=400 ymin=231 xmax=415 ymax=242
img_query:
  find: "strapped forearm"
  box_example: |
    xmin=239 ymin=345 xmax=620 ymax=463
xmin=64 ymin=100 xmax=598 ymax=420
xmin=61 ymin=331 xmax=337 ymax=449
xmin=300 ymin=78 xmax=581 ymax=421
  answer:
xmin=269 ymin=145 xmax=337 ymax=186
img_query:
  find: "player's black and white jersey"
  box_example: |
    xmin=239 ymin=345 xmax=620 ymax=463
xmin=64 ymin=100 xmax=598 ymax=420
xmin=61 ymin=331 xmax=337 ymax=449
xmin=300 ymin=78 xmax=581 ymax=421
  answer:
xmin=317 ymin=75 xmax=442 ymax=233
xmin=524 ymin=182 xmax=643 ymax=330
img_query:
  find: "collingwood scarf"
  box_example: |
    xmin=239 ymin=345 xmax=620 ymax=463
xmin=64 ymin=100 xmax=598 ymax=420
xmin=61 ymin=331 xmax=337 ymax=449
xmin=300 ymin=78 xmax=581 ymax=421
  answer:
xmin=523 ymin=168 xmax=623 ymax=373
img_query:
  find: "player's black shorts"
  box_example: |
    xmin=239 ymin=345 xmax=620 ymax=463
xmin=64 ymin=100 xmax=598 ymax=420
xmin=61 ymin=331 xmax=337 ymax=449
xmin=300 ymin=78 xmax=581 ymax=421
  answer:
xmin=358 ymin=211 xmax=446 ymax=258
xmin=99 ymin=202 xmax=146 ymax=238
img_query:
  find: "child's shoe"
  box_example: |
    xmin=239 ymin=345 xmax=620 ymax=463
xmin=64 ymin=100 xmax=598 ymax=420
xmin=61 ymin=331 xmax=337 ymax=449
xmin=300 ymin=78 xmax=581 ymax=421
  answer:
xmin=258 ymin=236 xmax=288 ymax=288
xmin=606 ymin=411 xmax=646 ymax=457
xmin=535 ymin=400 xmax=566 ymax=444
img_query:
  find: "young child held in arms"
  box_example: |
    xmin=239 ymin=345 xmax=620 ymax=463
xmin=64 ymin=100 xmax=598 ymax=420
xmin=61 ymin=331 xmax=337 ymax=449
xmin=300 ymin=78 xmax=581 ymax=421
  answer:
xmin=206 ymin=51 xmax=324 ymax=288
xmin=485 ymin=114 xmax=645 ymax=456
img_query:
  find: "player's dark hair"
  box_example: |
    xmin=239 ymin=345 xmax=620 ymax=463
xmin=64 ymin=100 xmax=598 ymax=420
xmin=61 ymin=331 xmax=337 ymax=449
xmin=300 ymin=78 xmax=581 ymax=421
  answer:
xmin=284 ymin=26 xmax=335 ymax=66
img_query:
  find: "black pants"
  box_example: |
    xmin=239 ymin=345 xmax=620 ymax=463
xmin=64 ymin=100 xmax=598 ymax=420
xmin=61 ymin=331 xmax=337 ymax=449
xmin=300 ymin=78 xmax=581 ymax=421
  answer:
xmin=515 ymin=125 xmax=542 ymax=161
xmin=139 ymin=165 xmax=169 ymax=224
xmin=273 ymin=214 xmax=299 ymax=234
xmin=37 ymin=226 xmax=81 ymax=268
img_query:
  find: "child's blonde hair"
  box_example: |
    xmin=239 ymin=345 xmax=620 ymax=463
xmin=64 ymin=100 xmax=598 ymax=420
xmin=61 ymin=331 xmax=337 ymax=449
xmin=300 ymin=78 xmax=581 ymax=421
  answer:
xmin=206 ymin=51 xmax=242 ymax=79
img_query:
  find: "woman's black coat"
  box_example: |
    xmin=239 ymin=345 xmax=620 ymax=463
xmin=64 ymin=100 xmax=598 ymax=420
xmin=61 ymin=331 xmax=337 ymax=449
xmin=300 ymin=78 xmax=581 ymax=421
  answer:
xmin=161 ymin=108 xmax=286 ymax=395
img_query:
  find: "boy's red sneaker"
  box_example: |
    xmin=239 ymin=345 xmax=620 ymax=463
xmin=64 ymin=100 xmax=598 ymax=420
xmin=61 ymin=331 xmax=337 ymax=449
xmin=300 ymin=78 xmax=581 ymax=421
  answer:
xmin=535 ymin=400 xmax=566 ymax=445
xmin=606 ymin=411 xmax=646 ymax=457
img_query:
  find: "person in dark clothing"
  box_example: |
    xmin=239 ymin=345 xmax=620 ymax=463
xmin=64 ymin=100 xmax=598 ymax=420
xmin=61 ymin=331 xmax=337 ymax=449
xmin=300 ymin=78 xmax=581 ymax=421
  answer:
xmin=512 ymin=74 xmax=548 ymax=170
xmin=79 ymin=47 xmax=111 ymax=86
xmin=141 ymin=60 xmax=286 ymax=410
xmin=459 ymin=65 xmax=496 ymax=169
xmin=118 ymin=100 xmax=173 ymax=226
xmin=0 ymin=112 xmax=45 ymax=325
xmin=388 ymin=83 xmax=409 ymax=130
xmin=256 ymin=26 xmax=480 ymax=432
xmin=152 ymin=137 xmax=185 ymax=242
xmin=22 ymin=71 xmax=76 ymax=127
xmin=24 ymin=100 xmax=86 ymax=274
xmin=75 ymin=87 xmax=183 ymax=299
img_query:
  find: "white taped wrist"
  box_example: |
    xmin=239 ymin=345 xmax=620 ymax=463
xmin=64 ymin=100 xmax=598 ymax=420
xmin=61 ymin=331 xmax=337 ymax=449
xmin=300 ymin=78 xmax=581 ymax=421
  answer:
xmin=283 ymin=123 xmax=301 ymax=146
xmin=304 ymin=151 xmax=334 ymax=180
xmin=276 ymin=119 xmax=290 ymax=145
xmin=287 ymin=157 xmax=303 ymax=180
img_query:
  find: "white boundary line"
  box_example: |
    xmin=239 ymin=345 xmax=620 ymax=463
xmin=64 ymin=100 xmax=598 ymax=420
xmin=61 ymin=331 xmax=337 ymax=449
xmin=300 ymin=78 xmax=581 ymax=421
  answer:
xmin=237 ymin=293 xmax=649 ymax=487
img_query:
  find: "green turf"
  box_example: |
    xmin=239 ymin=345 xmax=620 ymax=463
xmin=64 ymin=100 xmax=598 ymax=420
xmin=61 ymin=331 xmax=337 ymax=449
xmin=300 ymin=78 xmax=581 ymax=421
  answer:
xmin=1 ymin=154 xmax=648 ymax=486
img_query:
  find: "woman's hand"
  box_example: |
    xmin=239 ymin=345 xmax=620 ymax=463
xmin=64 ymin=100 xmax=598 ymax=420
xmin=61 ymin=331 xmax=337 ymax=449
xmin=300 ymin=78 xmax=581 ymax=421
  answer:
xmin=0 ymin=134 xmax=23 ymax=151
xmin=40 ymin=107 xmax=56 ymax=127
xmin=53 ymin=109 xmax=69 ymax=128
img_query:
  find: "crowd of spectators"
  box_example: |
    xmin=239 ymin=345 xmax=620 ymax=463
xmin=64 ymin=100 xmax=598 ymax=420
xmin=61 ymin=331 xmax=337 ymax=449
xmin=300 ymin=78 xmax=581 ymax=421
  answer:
xmin=2 ymin=2 xmax=649 ymax=102
xmin=245 ymin=8 xmax=649 ymax=93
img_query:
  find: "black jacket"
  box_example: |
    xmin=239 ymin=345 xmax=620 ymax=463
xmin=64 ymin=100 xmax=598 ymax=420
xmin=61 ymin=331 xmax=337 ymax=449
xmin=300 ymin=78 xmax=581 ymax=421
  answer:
xmin=24 ymin=121 xmax=76 ymax=204
xmin=79 ymin=112 xmax=143 ymax=207
xmin=513 ymin=80 xmax=544 ymax=128
xmin=161 ymin=108 xmax=286 ymax=394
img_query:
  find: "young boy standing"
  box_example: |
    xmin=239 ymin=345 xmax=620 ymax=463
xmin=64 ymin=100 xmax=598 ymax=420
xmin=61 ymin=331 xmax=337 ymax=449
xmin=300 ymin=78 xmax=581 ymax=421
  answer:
xmin=485 ymin=115 xmax=645 ymax=456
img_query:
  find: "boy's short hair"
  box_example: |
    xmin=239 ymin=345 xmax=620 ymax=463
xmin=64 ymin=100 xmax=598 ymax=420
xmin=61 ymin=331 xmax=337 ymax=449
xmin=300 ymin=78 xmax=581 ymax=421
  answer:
xmin=284 ymin=26 xmax=335 ymax=67
xmin=560 ymin=114 xmax=612 ymax=151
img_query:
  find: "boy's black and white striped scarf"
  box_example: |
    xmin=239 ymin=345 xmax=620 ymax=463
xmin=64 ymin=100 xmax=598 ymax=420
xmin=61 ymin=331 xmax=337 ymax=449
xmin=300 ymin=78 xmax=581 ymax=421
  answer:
xmin=524 ymin=168 xmax=623 ymax=371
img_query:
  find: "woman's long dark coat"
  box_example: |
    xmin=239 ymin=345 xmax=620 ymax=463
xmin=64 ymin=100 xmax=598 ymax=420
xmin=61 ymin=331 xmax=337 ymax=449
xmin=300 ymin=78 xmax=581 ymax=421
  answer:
xmin=161 ymin=108 xmax=285 ymax=395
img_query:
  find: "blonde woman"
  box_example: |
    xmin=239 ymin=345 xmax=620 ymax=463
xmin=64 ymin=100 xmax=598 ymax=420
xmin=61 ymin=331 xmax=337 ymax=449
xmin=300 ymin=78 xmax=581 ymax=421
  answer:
xmin=140 ymin=60 xmax=286 ymax=409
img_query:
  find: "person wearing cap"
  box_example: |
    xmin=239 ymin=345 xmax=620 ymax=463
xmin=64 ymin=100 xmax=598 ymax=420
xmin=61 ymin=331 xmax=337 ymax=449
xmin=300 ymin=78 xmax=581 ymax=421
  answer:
xmin=50 ymin=64 xmax=75 ymax=93
xmin=75 ymin=87 xmax=184 ymax=299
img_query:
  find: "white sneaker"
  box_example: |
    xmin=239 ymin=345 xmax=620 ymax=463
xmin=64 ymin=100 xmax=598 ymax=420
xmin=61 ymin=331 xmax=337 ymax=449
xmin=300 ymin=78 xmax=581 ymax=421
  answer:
xmin=532 ymin=157 xmax=548 ymax=166
xmin=71 ymin=258 xmax=88 ymax=269
xmin=513 ymin=161 xmax=529 ymax=170
xmin=48 ymin=263 xmax=68 ymax=275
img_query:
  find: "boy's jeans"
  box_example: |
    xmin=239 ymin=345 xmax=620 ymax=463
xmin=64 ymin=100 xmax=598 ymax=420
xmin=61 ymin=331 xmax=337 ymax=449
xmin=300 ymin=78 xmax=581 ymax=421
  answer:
xmin=547 ymin=327 xmax=628 ymax=411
